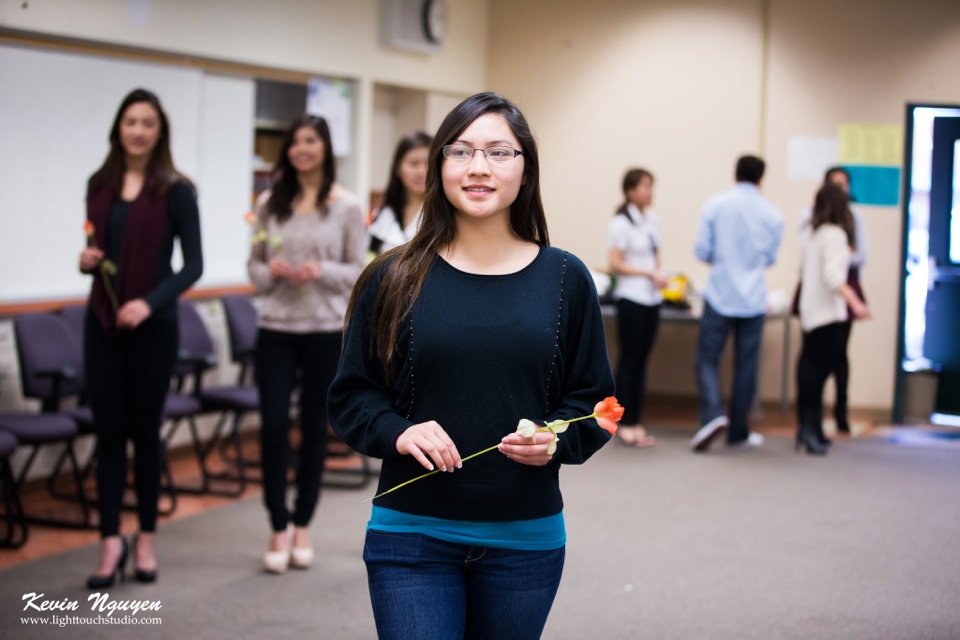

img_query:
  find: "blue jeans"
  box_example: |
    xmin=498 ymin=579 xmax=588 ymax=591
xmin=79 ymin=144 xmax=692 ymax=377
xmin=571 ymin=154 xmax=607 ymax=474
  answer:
xmin=694 ymin=302 xmax=765 ymax=444
xmin=363 ymin=530 xmax=564 ymax=639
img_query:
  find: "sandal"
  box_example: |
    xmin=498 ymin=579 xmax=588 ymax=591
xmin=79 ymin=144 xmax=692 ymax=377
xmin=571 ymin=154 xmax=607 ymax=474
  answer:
xmin=632 ymin=426 xmax=656 ymax=448
xmin=617 ymin=426 xmax=638 ymax=446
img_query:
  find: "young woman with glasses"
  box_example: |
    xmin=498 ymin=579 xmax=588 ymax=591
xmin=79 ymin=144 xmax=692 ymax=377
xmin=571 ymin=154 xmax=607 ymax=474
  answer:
xmin=328 ymin=93 xmax=615 ymax=639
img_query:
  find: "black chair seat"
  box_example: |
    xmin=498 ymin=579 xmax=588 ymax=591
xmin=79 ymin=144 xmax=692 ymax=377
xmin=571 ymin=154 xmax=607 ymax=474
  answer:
xmin=0 ymin=430 xmax=17 ymax=458
xmin=163 ymin=393 xmax=203 ymax=419
xmin=63 ymin=406 xmax=95 ymax=433
xmin=199 ymin=386 xmax=259 ymax=412
xmin=0 ymin=413 xmax=78 ymax=444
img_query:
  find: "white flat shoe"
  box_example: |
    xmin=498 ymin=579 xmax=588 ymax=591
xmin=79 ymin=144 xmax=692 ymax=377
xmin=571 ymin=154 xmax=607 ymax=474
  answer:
xmin=263 ymin=547 xmax=290 ymax=574
xmin=290 ymin=546 xmax=314 ymax=569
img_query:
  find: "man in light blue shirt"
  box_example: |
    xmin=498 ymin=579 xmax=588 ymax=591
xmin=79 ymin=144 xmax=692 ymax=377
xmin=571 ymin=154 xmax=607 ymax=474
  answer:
xmin=690 ymin=155 xmax=784 ymax=452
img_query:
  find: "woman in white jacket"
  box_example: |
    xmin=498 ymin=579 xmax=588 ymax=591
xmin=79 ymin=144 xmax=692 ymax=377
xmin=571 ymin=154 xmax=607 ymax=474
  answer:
xmin=796 ymin=184 xmax=870 ymax=455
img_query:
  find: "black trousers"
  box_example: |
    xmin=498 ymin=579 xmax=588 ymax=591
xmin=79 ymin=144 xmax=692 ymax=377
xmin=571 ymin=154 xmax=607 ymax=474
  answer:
xmin=831 ymin=320 xmax=853 ymax=428
xmin=255 ymin=328 xmax=341 ymax=532
xmin=832 ymin=268 xmax=864 ymax=427
xmin=615 ymin=299 xmax=661 ymax=425
xmin=796 ymin=322 xmax=846 ymax=439
xmin=85 ymin=309 xmax=177 ymax=538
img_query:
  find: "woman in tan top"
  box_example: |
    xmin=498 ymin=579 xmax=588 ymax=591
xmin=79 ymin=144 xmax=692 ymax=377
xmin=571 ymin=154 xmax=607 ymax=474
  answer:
xmin=795 ymin=184 xmax=869 ymax=455
xmin=247 ymin=114 xmax=365 ymax=572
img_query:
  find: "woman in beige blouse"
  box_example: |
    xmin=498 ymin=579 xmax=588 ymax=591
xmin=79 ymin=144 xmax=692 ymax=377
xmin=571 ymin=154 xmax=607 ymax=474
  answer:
xmin=796 ymin=184 xmax=869 ymax=455
xmin=247 ymin=115 xmax=365 ymax=572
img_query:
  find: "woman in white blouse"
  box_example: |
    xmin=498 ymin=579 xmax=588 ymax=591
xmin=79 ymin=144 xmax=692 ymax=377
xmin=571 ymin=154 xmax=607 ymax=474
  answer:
xmin=796 ymin=184 xmax=870 ymax=455
xmin=607 ymin=169 xmax=668 ymax=447
xmin=799 ymin=166 xmax=868 ymax=434
xmin=367 ymin=131 xmax=432 ymax=257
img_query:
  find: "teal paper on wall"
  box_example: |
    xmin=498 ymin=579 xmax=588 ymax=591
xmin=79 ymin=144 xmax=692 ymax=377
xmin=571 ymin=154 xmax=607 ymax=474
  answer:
xmin=843 ymin=165 xmax=901 ymax=207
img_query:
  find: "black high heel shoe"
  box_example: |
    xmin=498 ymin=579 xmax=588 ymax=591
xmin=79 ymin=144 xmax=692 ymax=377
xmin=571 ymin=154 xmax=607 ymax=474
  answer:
xmin=795 ymin=430 xmax=828 ymax=456
xmin=86 ymin=537 xmax=129 ymax=589
xmin=132 ymin=533 xmax=158 ymax=584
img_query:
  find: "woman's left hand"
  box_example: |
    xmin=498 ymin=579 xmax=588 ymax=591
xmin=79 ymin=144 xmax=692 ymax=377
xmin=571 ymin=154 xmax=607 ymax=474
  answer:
xmin=651 ymin=270 xmax=669 ymax=289
xmin=116 ymin=299 xmax=152 ymax=330
xmin=293 ymin=260 xmax=322 ymax=286
xmin=498 ymin=431 xmax=557 ymax=467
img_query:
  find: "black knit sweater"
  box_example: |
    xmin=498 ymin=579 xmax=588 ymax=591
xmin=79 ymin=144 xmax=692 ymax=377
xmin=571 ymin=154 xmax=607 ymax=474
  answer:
xmin=328 ymin=246 xmax=615 ymax=522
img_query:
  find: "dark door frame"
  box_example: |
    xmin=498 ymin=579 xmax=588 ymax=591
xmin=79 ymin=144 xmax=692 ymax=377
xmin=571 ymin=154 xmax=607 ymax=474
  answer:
xmin=893 ymin=103 xmax=960 ymax=423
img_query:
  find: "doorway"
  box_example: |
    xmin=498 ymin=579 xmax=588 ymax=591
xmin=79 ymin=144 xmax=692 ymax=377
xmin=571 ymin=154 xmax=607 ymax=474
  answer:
xmin=894 ymin=104 xmax=960 ymax=424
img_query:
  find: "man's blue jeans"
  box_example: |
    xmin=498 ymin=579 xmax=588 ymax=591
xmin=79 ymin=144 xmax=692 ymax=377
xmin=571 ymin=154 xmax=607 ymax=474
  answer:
xmin=363 ymin=529 xmax=564 ymax=639
xmin=694 ymin=302 xmax=765 ymax=444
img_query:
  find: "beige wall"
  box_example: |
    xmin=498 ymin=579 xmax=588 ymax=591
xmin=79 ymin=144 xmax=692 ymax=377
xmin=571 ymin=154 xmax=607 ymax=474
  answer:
xmin=3 ymin=0 xmax=960 ymax=416
xmin=764 ymin=0 xmax=960 ymax=412
xmin=0 ymin=0 xmax=489 ymax=204
xmin=0 ymin=0 xmax=488 ymax=92
xmin=0 ymin=0 xmax=489 ymax=478
xmin=489 ymin=0 xmax=960 ymax=413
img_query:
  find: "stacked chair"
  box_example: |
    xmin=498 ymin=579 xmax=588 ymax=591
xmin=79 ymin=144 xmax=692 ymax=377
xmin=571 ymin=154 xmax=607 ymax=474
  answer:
xmin=5 ymin=312 xmax=93 ymax=529
xmin=0 ymin=423 xmax=28 ymax=547
xmin=162 ymin=300 xmax=258 ymax=496
xmin=2 ymin=293 xmax=379 ymax=547
xmin=214 ymin=294 xmax=376 ymax=490
xmin=212 ymin=294 xmax=263 ymax=485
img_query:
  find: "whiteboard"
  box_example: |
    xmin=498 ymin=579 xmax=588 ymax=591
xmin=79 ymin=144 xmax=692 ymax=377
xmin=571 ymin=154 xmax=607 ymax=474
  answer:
xmin=0 ymin=44 xmax=254 ymax=302
xmin=197 ymin=73 xmax=255 ymax=287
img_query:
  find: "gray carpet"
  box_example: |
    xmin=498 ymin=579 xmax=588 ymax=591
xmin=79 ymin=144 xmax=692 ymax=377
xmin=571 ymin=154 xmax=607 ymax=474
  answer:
xmin=3 ymin=428 xmax=959 ymax=639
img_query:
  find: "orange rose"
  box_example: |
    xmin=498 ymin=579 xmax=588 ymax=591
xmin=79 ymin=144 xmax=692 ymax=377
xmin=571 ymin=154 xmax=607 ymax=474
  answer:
xmin=243 ymin=211 xmax=256 ymax=224
xmin=84 ymin=220 xmax=95 ymax=237
xmin=593 ymin=396 xmax=623 ymax=435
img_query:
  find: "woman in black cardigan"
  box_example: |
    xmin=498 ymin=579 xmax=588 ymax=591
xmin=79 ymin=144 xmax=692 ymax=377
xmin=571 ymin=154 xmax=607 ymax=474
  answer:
xmin=79 ymin=88 xmax=202 ymax=588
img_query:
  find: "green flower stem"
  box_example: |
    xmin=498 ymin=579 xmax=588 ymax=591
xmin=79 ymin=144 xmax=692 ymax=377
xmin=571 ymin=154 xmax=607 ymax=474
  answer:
xmin=543 ymin=413 xmax=596 ymax=429
xmin=365 ymin=468 xmax=440 ymax=501
xmin=98 ymin=264 xmax=119 ymax=312
xmin=88 ymin=236 xmax=119 ymax=312
xmin=458 ymin=442 xmax=501 ymax=464
xmin=365 ymin=412 xmax=600 ymax=502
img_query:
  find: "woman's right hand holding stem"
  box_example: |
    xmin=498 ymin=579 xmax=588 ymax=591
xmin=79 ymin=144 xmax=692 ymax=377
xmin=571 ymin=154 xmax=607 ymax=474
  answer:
xmin=79 ymin=247 xmax=104 ymax=273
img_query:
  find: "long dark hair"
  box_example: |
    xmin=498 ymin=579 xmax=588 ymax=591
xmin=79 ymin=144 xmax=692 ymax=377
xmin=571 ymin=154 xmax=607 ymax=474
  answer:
xmin=90 ymin=88 xmax=187 ymax=195
xmin=347 ymin=92 xmax=548 ymax=385
xmin=266 ymin=114 xmax=335 ymax=222
xmin=811 ymin=184 xmax=855 ymax=248
xmin=616 ymin=168 xmax=654 ymax=221
xmin=380 ymin=130 xmax=433 ymax=228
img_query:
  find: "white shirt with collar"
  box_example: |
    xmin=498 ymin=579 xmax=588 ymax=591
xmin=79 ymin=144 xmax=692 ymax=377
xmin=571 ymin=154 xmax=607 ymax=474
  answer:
xmin=367 ymin=205 xmax=420 ymax=255
xmin=607 ymin=203 xmax=663 ymax=306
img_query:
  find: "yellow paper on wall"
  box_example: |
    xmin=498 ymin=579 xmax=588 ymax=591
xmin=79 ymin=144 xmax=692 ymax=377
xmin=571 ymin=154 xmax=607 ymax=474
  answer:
xmin=838 ymin=123 xmax=903 ymax=166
